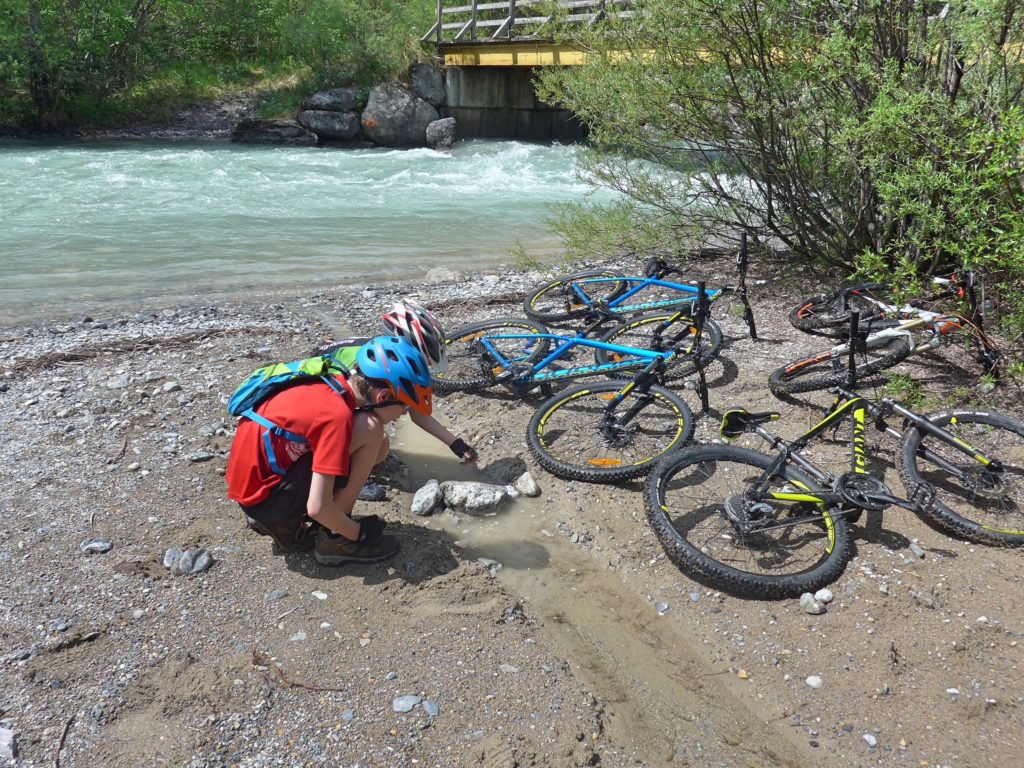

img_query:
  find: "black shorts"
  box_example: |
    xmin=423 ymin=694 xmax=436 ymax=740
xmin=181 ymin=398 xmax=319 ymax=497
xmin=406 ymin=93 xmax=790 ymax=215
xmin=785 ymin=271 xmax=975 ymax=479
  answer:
xmin=240 ymin=453 xmax=313 ymax=525
xmin=239 ymin=454 xmax=349 ymax=524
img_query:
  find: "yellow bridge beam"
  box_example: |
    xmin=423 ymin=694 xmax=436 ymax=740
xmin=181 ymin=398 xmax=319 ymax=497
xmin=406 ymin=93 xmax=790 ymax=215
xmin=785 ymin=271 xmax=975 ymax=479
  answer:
xmin=440 ymin=41 xmax=588 ymax=66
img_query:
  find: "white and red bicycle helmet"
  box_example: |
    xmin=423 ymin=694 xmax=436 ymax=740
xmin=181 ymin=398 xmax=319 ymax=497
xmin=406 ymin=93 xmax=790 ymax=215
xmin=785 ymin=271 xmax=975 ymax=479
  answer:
xmin=381 ymin=300 xmax=448 ymax=374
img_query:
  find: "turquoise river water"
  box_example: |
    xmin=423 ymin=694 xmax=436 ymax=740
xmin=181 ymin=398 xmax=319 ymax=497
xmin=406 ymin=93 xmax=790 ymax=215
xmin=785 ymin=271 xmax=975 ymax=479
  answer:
xmin=0 ymin=139 xmax=614 ymax=326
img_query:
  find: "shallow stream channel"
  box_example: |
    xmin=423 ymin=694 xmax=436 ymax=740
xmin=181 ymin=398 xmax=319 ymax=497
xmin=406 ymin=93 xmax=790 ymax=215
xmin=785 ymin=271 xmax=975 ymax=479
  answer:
xmin=393 ymin=419 xmax=818 ymax=767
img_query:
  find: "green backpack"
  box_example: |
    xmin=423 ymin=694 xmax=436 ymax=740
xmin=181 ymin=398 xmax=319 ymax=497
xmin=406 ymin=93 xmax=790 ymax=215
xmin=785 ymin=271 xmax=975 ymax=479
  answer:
xmin=228 ymin=354 xmax=350 ymax=475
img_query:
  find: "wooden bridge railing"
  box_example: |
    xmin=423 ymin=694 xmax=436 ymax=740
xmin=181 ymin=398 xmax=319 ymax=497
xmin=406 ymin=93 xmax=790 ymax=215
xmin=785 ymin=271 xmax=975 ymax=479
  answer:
xmin=421 ymin=0 xmax=634 ymax=44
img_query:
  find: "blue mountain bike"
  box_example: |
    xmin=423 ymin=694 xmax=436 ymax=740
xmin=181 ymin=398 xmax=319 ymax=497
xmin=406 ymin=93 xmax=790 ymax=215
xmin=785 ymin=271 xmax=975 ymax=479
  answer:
xmin=523 ymin=235 xmax=758 ymax=341
xmin=434 ymin=302 xmax=722 ymax=482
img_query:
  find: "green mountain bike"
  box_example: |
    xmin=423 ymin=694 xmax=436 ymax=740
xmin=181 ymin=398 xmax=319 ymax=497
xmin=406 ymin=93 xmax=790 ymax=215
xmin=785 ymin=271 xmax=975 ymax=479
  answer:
xmin=644 ymin=386 xmax=1024 ymax=599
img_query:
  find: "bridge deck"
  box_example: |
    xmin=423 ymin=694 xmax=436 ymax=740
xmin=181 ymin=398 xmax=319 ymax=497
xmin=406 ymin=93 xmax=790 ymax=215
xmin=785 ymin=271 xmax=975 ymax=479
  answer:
xmin=423 ymin=0 xmax=633 ymax=65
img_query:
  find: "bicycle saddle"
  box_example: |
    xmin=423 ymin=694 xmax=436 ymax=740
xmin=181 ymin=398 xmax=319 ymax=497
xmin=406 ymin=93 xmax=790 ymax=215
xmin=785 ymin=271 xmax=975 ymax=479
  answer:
xmin=721 ymin=409 xmax=780 ymax=438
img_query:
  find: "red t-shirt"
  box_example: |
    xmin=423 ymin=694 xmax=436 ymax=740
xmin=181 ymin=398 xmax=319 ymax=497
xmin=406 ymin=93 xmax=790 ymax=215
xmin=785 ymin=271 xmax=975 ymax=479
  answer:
xmin=226 ymin=375 xmax=355 ymax=507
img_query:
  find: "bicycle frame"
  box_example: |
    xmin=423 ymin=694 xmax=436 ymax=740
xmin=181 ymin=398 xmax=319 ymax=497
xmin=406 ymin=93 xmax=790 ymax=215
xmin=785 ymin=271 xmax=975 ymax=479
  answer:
xmin=475 ymin=328 xmax=675 ymax=388
xmin=813 ymin=311 xmax=975 ymax=364
xmin=726 ymin=389 xmax=1003 ymax=521
xmin=554 ymin=234 xmax=758 ymax=340
xmin=566 ymin=275 xmax=725 ymax=316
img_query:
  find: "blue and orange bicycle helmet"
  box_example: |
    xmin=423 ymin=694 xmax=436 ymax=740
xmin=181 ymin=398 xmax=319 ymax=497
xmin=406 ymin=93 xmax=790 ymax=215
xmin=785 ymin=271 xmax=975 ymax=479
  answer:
xmin=356 ymin=336 xmax=433 ymax=416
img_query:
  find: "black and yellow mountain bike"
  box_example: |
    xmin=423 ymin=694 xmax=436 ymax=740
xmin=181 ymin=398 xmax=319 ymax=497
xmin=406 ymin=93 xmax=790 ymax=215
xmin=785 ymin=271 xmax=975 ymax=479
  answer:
xmin=644 ymin=382 xmax=1024 ymax=599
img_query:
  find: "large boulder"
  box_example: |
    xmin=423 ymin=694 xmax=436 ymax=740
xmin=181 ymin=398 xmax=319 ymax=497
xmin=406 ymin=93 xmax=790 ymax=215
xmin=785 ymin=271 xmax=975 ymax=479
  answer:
xmin=410 ymin=63 xmax=446 ymax=106
xmin=296 ymin=110 xmax=361 ymax=141
xmin=361 ymin=83 xmax=439 ymax=147
xmin=426 ymin=118 xmax=457 ymax=150
xmin=301 ymin=87 xmax=364 ymax=113
xmin=230 ymin=118 xmax=317 ymax=146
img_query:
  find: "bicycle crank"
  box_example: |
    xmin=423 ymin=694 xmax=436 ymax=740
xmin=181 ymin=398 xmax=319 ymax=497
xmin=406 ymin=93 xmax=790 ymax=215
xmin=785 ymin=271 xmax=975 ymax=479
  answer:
xmin=835 ymin=472 xmax=891 ymax=512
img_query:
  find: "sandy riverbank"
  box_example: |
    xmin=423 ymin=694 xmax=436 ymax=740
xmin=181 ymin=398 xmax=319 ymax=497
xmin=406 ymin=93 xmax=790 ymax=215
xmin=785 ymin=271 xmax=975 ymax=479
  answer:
xmin=1 ymin=254 xmax=1021 ymax=767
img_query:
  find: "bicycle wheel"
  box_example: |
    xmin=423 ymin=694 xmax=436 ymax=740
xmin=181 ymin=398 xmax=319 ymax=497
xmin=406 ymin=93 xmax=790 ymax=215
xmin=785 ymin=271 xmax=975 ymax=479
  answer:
xmin=523 ymin=270 xmax=628 ymax=323
xmin=527 ymin=380 xmax=694 ymax=483
xmin=594 ymin=312 xmax=723 ymax=381
xmin=434 ymin=318 xmax=550 ymax=395
xmin=899 ymin=409 xmax=1024 ymax=546
xmin=788 ymin=283 xmax=898 ymax=335
xmin=645 ymin=445 xmax=851 ymax=599
xmin=768 ymin=334 xmax=912 ymax=396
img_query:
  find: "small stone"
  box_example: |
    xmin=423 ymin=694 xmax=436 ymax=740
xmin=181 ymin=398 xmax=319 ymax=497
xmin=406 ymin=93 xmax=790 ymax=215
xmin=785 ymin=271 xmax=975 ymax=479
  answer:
xmin=80 ymin=539 xmax=112 ymax=555
xmin=500 ymin=664 xmax=520 ymax=673
xmin=946 ymin=687 xmax=960 ymax=697
xmin=357 ymin=482 xmax=387 ymax=501
xmin=800 ymin=593 xmax=826 ymax=614
xmin=863 ymin=733 xmax=878 ymax=748
xmin=132 ymin=609 xmax=144 ymax=620
xmin=0 ymin=726 xmax=17 ymax=759
xmin=422 ymin=700 xmax=440 ymax=717
xmin=105 ymin=374 xmax=130 ymax=389
xmin=655 ymin=602 xmax=669 ymax=615
xmin=689 ymin=591 xmax=700 ymax=603
xmin=392 ymin=695 xmax=421 ymax=713
xmin=311 ymin=590 xmax=328 ymax=600
xmin=290 ymin=631 xmax=307 ymax=642
xmin=359 ymin=638 xmax=371 ymax=647
xmin=908 ymin=542 xmax=926 ymax=558
xmin=341 ymin=709 xmax=354 ymax=721
xmin=186 ymin=452 xmax=217 ymax=462
xmin=513 ymin=471 xmax=541 ymax=497
xmin=163 ymin=548 xmax=182 ymax=568
xmin=190 ymin=549 xmax=213 ymax=573
xmin=161 ymin=381 xmax=182 ymax=393
xmin=385 ymin=671 xmax=397 ymax=681
xmin=813 ymin=588 xmax=834 ymax=603
xmin=737 ymin=669 xmax=748 ymax=680
xmin=805 ymin=675 xmax=823 ymax=689
xmin=174 ymin=549 xmax=196 ymax=575
xmin=127 ymin=462 xmax=141 ymax=471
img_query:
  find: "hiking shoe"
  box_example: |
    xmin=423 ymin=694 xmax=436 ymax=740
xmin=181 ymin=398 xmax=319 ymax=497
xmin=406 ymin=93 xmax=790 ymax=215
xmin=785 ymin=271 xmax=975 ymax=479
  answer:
xmin=313 ymin=529 xmax=400 ymax=566
xmin=357 ymin=482 xmax=387 ymax=502
xmin=245 ymin=515 xmax=315 ymax=553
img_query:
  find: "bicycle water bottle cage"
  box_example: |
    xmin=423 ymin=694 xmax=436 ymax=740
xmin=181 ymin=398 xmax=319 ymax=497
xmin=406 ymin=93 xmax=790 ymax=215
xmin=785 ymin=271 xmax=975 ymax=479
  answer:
xmin=720 ymin=409 xmax=779 ymax=439
xmin=835 ymin=473 xmax=890 ymax=512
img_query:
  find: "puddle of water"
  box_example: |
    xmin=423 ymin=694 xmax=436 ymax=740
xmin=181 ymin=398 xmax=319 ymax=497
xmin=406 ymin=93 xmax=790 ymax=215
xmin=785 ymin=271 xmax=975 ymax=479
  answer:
xmin=392 ymin=418 xmax=816 ymax=766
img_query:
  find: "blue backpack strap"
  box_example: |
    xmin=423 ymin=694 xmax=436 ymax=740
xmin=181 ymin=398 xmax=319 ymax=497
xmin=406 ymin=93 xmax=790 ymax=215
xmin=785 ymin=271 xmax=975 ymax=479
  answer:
xmin=320 ymin=374 xmax=350 ymax=398
xmin=242 ymin=409 xmax=308 ymax=476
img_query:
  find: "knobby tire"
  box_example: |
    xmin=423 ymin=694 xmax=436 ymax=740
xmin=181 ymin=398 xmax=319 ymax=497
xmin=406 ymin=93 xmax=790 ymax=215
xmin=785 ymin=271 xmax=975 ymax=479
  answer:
xmin=899 ymin=409 xmax=1024 ymax=546
xmin=768 ymin=335 xmax=912 ymax=396
xmin=788 ymin=283 xmax=898 ymax=335
xmin=644 ymin=445 xmax=851 ymax=599
xmin=523 ymin=270 xmax=628 ymax=324
xmin=527 ymin=380 xmax=694 ymax=483
xmin=434 ymin=318 xmax=550 ymax=395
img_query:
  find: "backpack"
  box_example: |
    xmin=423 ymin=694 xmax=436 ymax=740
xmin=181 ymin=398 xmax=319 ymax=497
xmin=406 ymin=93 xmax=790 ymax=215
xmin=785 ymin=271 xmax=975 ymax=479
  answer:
xmin=228 ymin=354 xmax=350 ymax=476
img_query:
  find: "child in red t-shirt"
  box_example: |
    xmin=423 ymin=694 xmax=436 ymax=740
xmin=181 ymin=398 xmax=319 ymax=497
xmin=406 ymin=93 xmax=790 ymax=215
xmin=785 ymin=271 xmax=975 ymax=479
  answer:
xmin=226 ymin=337 xmax=433 ymax=565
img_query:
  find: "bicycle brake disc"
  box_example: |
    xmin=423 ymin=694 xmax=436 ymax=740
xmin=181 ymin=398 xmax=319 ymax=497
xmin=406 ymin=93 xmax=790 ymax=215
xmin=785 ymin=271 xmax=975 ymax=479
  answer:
xmin=836 ymin=473 xmax=890 ymax=511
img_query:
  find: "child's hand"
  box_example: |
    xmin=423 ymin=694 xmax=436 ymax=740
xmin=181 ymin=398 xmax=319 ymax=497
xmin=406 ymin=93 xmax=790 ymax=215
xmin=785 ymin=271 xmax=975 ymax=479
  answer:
xmin=449 ymin=438 xmax=478 ymax=464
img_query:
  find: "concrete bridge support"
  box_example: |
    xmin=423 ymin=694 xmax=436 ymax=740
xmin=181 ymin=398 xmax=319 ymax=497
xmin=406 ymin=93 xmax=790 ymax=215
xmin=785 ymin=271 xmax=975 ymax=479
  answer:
xmin=442 ymin=67 xmax=587 ymax=141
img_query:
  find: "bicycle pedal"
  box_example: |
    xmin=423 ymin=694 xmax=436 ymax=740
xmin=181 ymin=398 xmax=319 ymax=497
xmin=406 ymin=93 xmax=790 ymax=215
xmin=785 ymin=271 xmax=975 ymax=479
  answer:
xmin=910 ymin=482 xmax=936 ymax=509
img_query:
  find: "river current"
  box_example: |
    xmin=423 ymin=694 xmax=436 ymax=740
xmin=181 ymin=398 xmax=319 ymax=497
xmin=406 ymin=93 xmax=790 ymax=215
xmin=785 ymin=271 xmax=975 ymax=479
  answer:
xmin=0 ymin=139 xmax=612 ymax=326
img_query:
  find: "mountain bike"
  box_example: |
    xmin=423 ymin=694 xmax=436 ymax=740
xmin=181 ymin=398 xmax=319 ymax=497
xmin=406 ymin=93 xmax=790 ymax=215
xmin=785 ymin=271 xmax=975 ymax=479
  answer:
xmin=788 ymin=272 xmax=980 ymax=336
xmin=768 ymin=304 xmax=1000 ymax=397
xmin=523 ymin=234 xmax=758 ymax=341
xmin=433 ymin=302 xmax=721 ymax=397
xmin=644 ymin=385 xmax=1024 ymax=599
